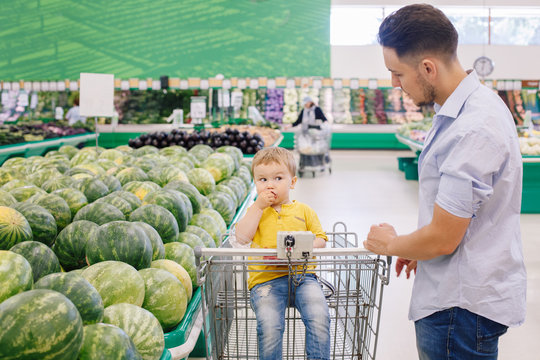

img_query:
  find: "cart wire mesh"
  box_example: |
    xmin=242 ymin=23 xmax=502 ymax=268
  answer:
xmin=196 ymin=222 xmax=390 ymax=360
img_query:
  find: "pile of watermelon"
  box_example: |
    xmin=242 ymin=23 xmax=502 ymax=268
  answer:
xmin=0 ymin=143 xmax=252 ymax=359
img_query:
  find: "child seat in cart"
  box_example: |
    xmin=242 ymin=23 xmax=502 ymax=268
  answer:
xmin=195 ymin=222 xmax=391 ymax=359
xmin=294 ymin=121 xmax=332 ymax=177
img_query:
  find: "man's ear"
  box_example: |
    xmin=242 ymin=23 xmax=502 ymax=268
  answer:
xmin=419 ymin=58 xmax=437 ymax=81
xmin=290 ymin=176 xmax=297 ymax=189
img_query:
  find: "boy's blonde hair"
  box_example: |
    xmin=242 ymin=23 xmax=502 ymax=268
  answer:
xmin=251 ymin=147 xmax=296 ymax=176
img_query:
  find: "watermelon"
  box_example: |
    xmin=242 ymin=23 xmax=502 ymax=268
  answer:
xmin=73 ymin=163 xmax=106 ymax=176
xmin=0 ymin=168 xmax=15 ymax=186
xmin=66 ymin=167 xmax=94 ymax=178
xmin=58 ymin=144 xmax=79 ymax=159
xmin=164 ymin=242 xmax=197 ymax=288
xmin=53 ymin=220 xmax=99 ymax=271
xmin=221 ymin=177 xmax=248 ymax=202
xmin=106 ymin=165 xmax=128 ymax=176
xmin=32 ymin=168 xmax=62 ymax=187
xmin=2 ymin=157 xmax=25 ymax=168
xmin=201 ymin=208 xmax=228 ymax=234
xmin=0 ymin=250 xmax=33 ymax=303
xmin=133 ymin=221 xmax=165 ymax=261
xmin=143 ymin=189 xmax=188 ymax=232
xmin=79 ymin=323 xmax=142 ymax=360
xmin=116 ymin=167 xmax=149 ymax=185
xmin=116 ymin=145 xmax=133 ymax=153
xmin=199 ymin=194 xmax=212 ymax=209
xmin=216 ymin=145 xmax=243 ymax=171
xmin=151 ymin=259 xmax=193 ymax=301
xmin=0 ymin=206 xmax=33 ymax=250
xmin=41 ymin=175 xmax=77 ymax=193
xmin=97 ymin=174 xmax=122 ymax=192
xmin=96 ymin=158 xmax=118 ymax=171
xmin=98 ymin=149 xmax=125 ymax=163
xmin=0 ymin=189 xmax=17 ymax=206
xmin=70 ymin=151 xmax=98 ymax=166
xmin=215 ymin=183 xmax=240 ymax=208
xmin=185 ymin=225 xmax=215 ymax=248
xmin=41 ymin=157 xmax=71 ymax=174
xmin=207 ymin=191 xmax=236 ymax=225
xmin=1 ymin=179 xmax=34 ymax=192
xmin=139 ymin=268 xmax=187 ymax=331
xmin=188 ymin=144 xmax=214 ymax=162
xmin=123 ymin=181 xmax=161 ymax=201
xmin=159 ymin=146 xmax=187 ymax=157
xmin=148 ymin=166 xmax=189 ymax=187
xmin=132 ymin=157 xmax=158 ymax=173
xmin=201 ymin=152 xmax=235 ymax=182
xmin=175 ymin=190 xmax=193 ymax=223
xmin=164 ymin=180 xmax=203 ymax=214
xmin=76 ymin=177 xmax=110 ymax=203
xmin=12 ymin=202 xmax=57 ymax=247
xmin=0 ymin=289 xmax=83 ymax=360
xmin=187 ymin=168 xmax=216 ymax=195
xmin=103 ymin=303 xmax=164 ymax=360
xmin=28 ymin=193 xmax=72 ymax=231
xmin=34 ymin=272 xmax=104 ymax=325
xmin=86 ymin=221 xmax=153 ymax=270
xmin=81 ymin=261 xmax=145 ymax=307
xmin=74 ymin=202 xmax=126 ymax=225
xmin=129 ymin=204 xmax=179 ymax=243
xmin=190 ymin=213 xmax=223 ymax=247
xmin=234 ymin=166 xmax=253 ymax=188
xmin=10 ymin=241 xmax=61 ymax=281
xmin=10 ymin=185 xmax=47 ymax=202
xmin=111 ymin=190 xmax=142 ymax=210
xmin=96 ymin=194 xmax=133 ymax=217
xmin=133 ymin=145 xmax=159 ymax=157
xmin=52 ymin=188 xmax=89 ymax=218
xmin=177 ymin=232 xmax=205 ymax=250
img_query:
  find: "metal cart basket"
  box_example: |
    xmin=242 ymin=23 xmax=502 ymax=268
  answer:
xmin=195 ymin=223 xmax=390 ymax=359
xmin=294 ymin=123 xmax=332 ymax=177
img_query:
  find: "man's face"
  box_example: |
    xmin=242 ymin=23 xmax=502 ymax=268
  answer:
xmin=382 ymin=47 xmax=436 ymax=107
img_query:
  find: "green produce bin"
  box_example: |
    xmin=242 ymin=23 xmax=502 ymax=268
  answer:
xmin=160 ymin=348 xmax=172 ymax=360
xmin=164 ymin=287 xmax=203 ymax=349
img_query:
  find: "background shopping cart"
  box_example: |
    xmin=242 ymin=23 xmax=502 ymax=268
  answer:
xmin=195 ymin=223 xmax=391 ymax=360
xmin=294 ymin=122 xmax=332 ymax=177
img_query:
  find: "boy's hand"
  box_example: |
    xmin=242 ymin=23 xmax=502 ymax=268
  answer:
xmin=254 ymin=189 xmax=276 ymax=210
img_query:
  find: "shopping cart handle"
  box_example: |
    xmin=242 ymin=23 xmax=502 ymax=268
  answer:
xmin=194 ymin=246 xmax=375 ymax=258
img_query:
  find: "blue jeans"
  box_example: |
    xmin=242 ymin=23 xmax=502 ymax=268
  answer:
xmin=415 ymin=307 xmax=508 ymax=360
xmin=250 ymin=274 xmax=330 ymax=360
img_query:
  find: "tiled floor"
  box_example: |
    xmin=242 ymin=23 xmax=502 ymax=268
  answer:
xmin=191 ymin=150 xmax=539 ymax=360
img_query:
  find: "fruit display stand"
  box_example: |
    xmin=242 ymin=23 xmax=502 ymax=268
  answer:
xmin=395 ymin=133 xmax=540 ymax=213
xmin=0 ymin=133 xmax=97 ymax=165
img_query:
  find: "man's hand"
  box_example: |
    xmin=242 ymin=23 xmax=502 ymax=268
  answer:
xmin=254 ymin=189 xmax=276 ymax=210
xmin=364 ymin=223 xmax=397 ymax=255
xmin=396 ymin=258 xmax=417 ymax=279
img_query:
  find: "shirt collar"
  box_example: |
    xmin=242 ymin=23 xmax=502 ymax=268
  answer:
xmin=434 ymin=70 xmax=480 ymax=119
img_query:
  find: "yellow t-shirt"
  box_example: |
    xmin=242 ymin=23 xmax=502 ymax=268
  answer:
xmin=247 ymin=200 xmax=327 ymax=289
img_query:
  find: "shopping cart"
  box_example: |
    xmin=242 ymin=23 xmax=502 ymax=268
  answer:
xmin=195 ymin=222 xmax=391 ymax=360
xmin=294 ymin=122 xmax=332 ymax=177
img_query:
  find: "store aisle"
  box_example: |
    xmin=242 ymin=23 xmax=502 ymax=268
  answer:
xmin=290 ymin=150 xmax=540 ymax=360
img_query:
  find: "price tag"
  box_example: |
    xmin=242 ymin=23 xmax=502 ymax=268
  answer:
xmin=30 ymin=93 xmax=38 ymax=109
xmin=18 ymin=92 xmax=29 ymax=107
xmin=3 ymin=82 xmax=11 ymax=90
xmin=368 ymin=79 xmax=378 ymax=90
xmin=190 ymin=99 xmax=206 ymax=119
xmin=152 ymin=80 xmax=161 ymax=90
xmin=49 ymin=81 xmax=57 ymax=91
xmin=200 ymin=79 xmax=209 ymax=90
xmin=312 ymin=78 xmax=322 ymax=89
xmin=496 ymin=80 xmax=505 ymax=91
xmin=57 ymin=81 xmax=66 ymax=91
xmin=301 ymin=78 xmax=310 ymax=87
xmin=1 ymin=91 xmax=9 ymax=105
xmin=180 ymin=80 xmax=189 ymax=90
xmin=266 ymin=79 xmax=276 ymax=89
xmin=286 ymin=79 xmax=295 ymax=89
xmin=231 ymin=91 xmax=243 ymax=109
xmin=41 ymin=81 xmax=49 ymax=91
xmin=69 ymin=80 xmax=79 ymax=91
xmin=249 ymin=79 xmax=259 ymax=89
xmin=222 ymin=79 xmax=231 ymax=90
xmin=333 ymin=78 xmax=343 ymax=89
xmin=237 ymin=79 xmax=247 ymax=89
xmin=172 ymin=109 xmax=183 ymax=126
xmin=138 ymin=80 xmax=147 ymax=90
xmin=513 ymin=80 xmax=522 ymax=90
xmin=32 ymin=81 xmax=41 ymax=91
xmin=505 ymin=81 xmax=514 ymax=91
xmin=111 ymin=111 xmax=119 ymax=127
xmin=12 ymin=82 xmax=20 ymax=91
xmin=23 ymin=82 xmax=32 ymax=92
xmin=120 ymin=80 xmax=129 ymax=91
xmin=350 ymin=78 xmax=359 ymax=89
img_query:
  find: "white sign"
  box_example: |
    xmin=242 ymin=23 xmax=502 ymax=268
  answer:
xmin=32 ymin=81 xmax=41 ymax=91
xmin=57 ymin=81 xmax=66 ymax=91
xmin=79 ymin=72 xmax=115 ymax=117
xmin=218 ymin=89 xmax=230 ymax=108
xmin=333 ymin=79 xmax=343 ymax=89
xmin=496 ymin=80 xmax=505 ymax=91
xmin=190 ymin=99 xmax=206 ymax=119
xmin=18 ymin=92 xmax=29 ymax=107
xmin=12 ymin=82 xmax=20 ymax=91
xmin=24 ymin=82 xmax=32 ymax=92
xmin=231 ymin=91 xmax=243 ymax=109
xmin=30 ymin=93 xmax=38 ymax=109
xmin=49 ymin=81 xmax=57 ymax=91
xmin=312 ymin=78 xmax=322 ymax=89
xmin=350 ymin=79 xmax=359 ymax=89
xmin=222 ymin=79 xmax=231 ymax=90
xmin=237 ymin=79 xmax=247 ymax=89
xmin=152 ymin=80 xmax=161 ymax=90
xmin=69 ymin=80 xmax=78 ymax=91
xmin=180 ymin=80 xmax=189 ymax=90
xmin=41 ymin=81 xmax=49 ymax=91
xmin=266 ymin=79 xmax=276 ymax=89
xmin=286 ymin=79 xmax=295 ymax=89
xmin=172 ymin=109 xmax=183 ymax=126
xmin=121 ymin=80 xmax=129 ymax=91
xmin=249 ymin=79 xmax=259 ymax=89
xmin=200 ymin=79 xmax=209 ymax=90
xmin=3 ymin=83 xmax=11 ymax=90
xmin=138 ymin=80 xmax=147 ymax=90
xmin=513 ymin=80 xmax=522 ymax=90
xmin=368 ymin=79 xmax=378 ymax=90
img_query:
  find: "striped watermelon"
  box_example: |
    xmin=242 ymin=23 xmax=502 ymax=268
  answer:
xmin=164 ymin=242 xmax=197 ymax=288
xmin=159 ymin=145 xmax=187 ymax=157
xmin=0 ymin=190 xmax=16 ymax=206
xmin=76 ymin=177 xmax=110 ymax=203
xmin=58 ymin=144 xmax=79 ymax=159
xmin=98 ymin=148 xmax=125 ymax=163
xmin=10 ymin=241 xmax=61 ymax=282
xmin=53 ymin=220 xmax=99 ymax=271
xmin=199 ymin=194 xmax=212 ymax=209
xmin=111 ymin=190 xmax=142 ymax=210
xmin=215 ymin=183 xmax=240 ymax=208
xmin=143 ymin=189 xmax=188 ymax=232
xmin=86 ymin=221 xmax=153 ymax=270
xmin=32 ymin=167 xmax=62 ymax=187
xmin=216 ymin=145 xmax=243 ymax=171
xmin=96 ymin=158 xmax=118 ymax=171
xmin=139 ymin=268 xmax=188 ymax=331
xmin=0 ymin=250 xmax=33 ymax=303
xmin=1 ymin=179 xmax=34 ymax=192
xmin=151 ymin=259 xmax=193 ymax=302
xmin=189 ymin=144 xmax=214 ymax=162
xmin=176 ymin=190 xmax=193 ymax=224
xmin=123 ymin=181 xmax=161 ymax=201
xmin=103 ymin=303 xmax=165 ymax=360
xmin=131 ymin=157 xmax=158 ymax=173
xmin=0 ymin=168 xmax=15 ymax=186
xmin=234 ymin=166 xmax=253 ymax=188
xmin=50 ymin=189 xmax=87 ymax=220
xmin=190 ymin=213 xmax=223 ymax=246
xmin=201 ymin=152 xmax=235 ymax=182
xmin=96 ymin=194 xmax=133 ymax=217
xmin=133 ymin=145 xmax=159 ymax=157
xmin=220 ymin=177 xmax=247 ymax=204
xmin=116 ymin=167 xmax=149 ymax=185
xmin=79 ymin=323 xmax=142 ymax=360
xmin=0 ymin=206 xmax=33 ymax=250
xmin=129 ymin=204 xmax=179 ymax=243
xmin=41 ymin=175 xmax=77 ymax=193
xmin=164 ymin=180 xmax=203 ymax=214
xmin=177 ymin=232 xmax=205 ymax=250
xmin=41 ymin=157 xmax=71 ymax=174
xmin=97 ymin=174 xmax=123 ymax=192
xmin=12 ymin=202 xmax=57 ymax=247
xmin=27 ymin=193 xmax=72 ymax=231
xmin=74 ymin=163 xmax=107 ymax=176
xmin=201 ymin=208 xmax=227 ymax=234
xmin=0 ymin=289 xmax=83 ymax=360
xmin=133 ymin=221 xmax=165 ymax=261
xmin=185 ymin=225 xmax=215 ymax=248
xmin=34 ymin=272 xmax=104 ymax=325
xmin=74 ymin=202 xmax=126 ymax=225
xmin=207 ymin=191 xmax=236 ymax=225
xmin=10 ymin=185 xmax=47 ymax=202
xmin=187 ymin=168 xmax=216 ymax=196
xmin=147 ymin=166 xmax=188 ymax=187
xmin=81 ymin=261 xmax=145 ymax=307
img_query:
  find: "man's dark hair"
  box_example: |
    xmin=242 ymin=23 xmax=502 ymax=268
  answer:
xmin=378 ymin=4 xmax=458 ymax=61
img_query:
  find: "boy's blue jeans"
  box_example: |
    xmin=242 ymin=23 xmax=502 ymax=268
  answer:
xmin=415 ymin=307 xmax=508 ymax=360
xmin=250 ymin=273 xmax=330 ymax=360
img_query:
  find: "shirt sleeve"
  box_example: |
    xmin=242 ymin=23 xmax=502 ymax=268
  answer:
xmin=304 ymin=206 xmax=328 ymax=241
xmin=435 ymin=131 xmax=506 ymax=218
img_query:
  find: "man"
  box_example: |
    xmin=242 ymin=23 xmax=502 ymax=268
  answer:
xmin=364 ymin=4 xmax=526 ymax=359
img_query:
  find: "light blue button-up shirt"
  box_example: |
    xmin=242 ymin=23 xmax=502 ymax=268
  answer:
xmin=411 ymin=71 xmax=526 ymax=327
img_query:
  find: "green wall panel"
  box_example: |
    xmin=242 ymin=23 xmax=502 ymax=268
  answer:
xmin=0 ymin=0 xmax=330 ymax=80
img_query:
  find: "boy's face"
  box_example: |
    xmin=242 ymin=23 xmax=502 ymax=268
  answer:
xmin=253 ymin=161 xmax=297 ymax=206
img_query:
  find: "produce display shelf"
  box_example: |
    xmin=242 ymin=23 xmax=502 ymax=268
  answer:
xmin=0 ymin=133 xmax=97 ymax=165
xmin=160 ymin=348 xmax=172 ymax=360
xmin=395 ymin=133 xmax=540 ymax=213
